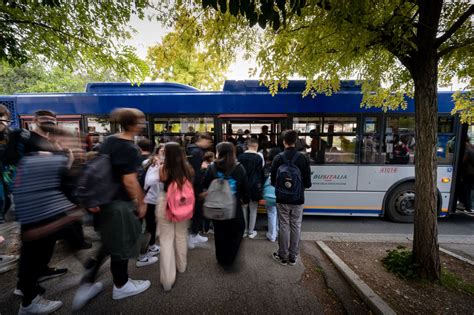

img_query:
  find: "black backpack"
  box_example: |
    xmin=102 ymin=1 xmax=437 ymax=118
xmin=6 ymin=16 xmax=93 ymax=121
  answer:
xmin=74 ymin=154 xmax=120 ymax=209
xmin=275 ymin=153 xmax=303 ymax=203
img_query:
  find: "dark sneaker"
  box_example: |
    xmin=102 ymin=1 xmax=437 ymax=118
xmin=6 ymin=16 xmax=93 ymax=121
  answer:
xmin=289 ymin=256 xmax=298 ymax=266
xmin=38 ymin=268 xmax=68 ymax=282
xmin=272 ymin=252 xmax=287 ymax=266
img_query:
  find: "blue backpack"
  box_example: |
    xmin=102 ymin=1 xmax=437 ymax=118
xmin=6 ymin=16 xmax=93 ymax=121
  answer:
xmin=263 ymin=176 xmax=276 ymax=207
xmin=275 ymin=153 xmax=303 ymax=203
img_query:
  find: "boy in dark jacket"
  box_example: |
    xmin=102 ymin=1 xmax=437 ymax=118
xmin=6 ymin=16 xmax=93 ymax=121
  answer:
xmin=270 ymin=130 xmax=312 ymax=266
xmin=186 ymin=133 xmax=212 ymax=247
xmin=238 ymin=138 xmax=264 ymax=239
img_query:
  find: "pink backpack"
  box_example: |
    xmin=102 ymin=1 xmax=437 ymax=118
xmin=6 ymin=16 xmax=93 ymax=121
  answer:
xmin=166 ymin=180 xmax=195 ymax=222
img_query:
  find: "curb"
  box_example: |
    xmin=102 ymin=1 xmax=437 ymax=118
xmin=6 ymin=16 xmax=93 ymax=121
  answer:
xmin=316 ymin=241 xmax=396 ymax=315
xmin=440 ymin=247 xmax=474 ymax=266
xmin=302 ymin=232 xmax=474 ymax=244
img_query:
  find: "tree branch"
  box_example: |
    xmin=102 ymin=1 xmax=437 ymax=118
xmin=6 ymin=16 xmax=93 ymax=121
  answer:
xmin=438 ymin=36 xmax=474 ymax=58
xmin=1 ymin=18 xmax=96 ymax=48
xmin=435 ymin=4 xmax=474 ymax=47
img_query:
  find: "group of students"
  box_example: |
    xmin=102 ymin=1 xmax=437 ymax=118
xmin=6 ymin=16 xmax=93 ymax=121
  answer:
xmin=0 ymin=106 xmax=312 ymax=314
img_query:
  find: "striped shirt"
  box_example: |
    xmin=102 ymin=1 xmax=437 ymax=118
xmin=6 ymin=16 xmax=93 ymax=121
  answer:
xmin=13 ymin=153 xmax=75 ymax=225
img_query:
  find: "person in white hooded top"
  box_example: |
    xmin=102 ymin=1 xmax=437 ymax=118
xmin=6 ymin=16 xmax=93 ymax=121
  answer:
xmin=136 ymin=145 xmax=165 ymax=267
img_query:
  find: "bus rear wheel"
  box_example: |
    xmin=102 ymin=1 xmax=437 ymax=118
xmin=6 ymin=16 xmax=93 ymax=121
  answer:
xmin=386 ymin=182 xmax=416 ymax=223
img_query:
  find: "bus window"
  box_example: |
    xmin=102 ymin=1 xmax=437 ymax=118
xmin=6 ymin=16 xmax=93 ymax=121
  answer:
xmin=323 ymin=117 xmax=357 ymax=133
xmin=384 ymin=116 xmax=415 ymax=164
xmin=437 ymin=116 xmax=456 ymax=165
xmin=153 ymin=117 xmax=214 ymax=146
xmin=294 ymin=116 xmax=358 ymax=164
xmin=361 ymin=117 xmax=381 ymax=164
xmin=221 ymin=120 xmax=282 ymax=150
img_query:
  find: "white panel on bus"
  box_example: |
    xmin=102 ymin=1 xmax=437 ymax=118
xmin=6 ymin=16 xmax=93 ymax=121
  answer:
xmin=440 ymin=193 xmax=450 ymax=217
xmin=357 ymin=166 xmax=453 ymax=193
xmin=303 ymin=191 xmax=384 ymax=216
xmin=357 ymin=166 xmax=415 ymax=191
xmin=309 ymin=165 xmax=358 ymax=191
xmin=437 ymin=166 xmax=454 ymax=193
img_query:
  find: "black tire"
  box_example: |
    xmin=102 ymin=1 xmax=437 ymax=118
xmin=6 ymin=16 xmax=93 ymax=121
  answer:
xmin=385 ymin=182 xmax=416 ymax=223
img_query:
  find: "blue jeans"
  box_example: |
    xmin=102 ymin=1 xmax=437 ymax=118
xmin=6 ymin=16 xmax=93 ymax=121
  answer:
xmin=266 ymin=205 xmax=278 ymax=241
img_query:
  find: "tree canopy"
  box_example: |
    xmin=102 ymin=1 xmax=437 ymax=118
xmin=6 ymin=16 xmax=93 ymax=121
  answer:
xmin=0 ymin=61 xmax=126 ymax=94
xmin=0 ymin=0 xmax=150 ymax=81
xmin=147 ymin=6 xmax=258 ymax=90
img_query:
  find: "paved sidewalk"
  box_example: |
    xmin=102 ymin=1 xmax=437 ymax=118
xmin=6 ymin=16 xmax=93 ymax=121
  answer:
xmin=0 ymin=235 xmax=343 ymax=314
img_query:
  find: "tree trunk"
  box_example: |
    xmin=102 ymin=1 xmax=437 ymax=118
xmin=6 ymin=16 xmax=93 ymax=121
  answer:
xmin=411 ymin=0 xmax=443 ymax=281
xmin=412 ymin=66 xmax=441 ymax=281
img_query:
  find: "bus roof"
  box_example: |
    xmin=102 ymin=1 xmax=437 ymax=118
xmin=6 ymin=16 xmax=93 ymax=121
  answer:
xmin=1 ymin=80 xmax=455 ymax=116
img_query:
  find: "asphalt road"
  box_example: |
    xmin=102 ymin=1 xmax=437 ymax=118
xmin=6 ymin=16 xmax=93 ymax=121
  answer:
xmin=255 ymin=211 xmax=474 ymax=236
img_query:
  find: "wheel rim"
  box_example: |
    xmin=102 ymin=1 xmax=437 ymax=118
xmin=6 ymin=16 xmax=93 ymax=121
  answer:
xmin=394 ymin=191 xmax=415 ymax=216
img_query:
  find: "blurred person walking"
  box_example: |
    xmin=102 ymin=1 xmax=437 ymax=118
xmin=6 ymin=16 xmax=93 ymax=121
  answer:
xmin=14 ymin=127 xmax=84 ymax=314
xmin=73 ymin=108 xmax=150 ymax=311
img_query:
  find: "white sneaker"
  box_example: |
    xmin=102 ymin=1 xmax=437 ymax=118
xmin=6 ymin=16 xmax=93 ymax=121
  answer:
xmin=248 ymin=231 xmax=258 ymax=239
xmin=147 ymin=244 xmax=160 ymax=256
xmin=13 ymin=288 xmax=24 ymax=297
xmin=243 ymin=231 xmax=248 ymax=238
xmin=72 ymin=282 xmax=103 ymax=311
xmin=0 ymin=254 xmax=19 ymax=274
xmin=190 ymin=233 xmax=208 ymax=243
xmin=136 ymin=255 xmax=158 ymax=268
xmin=18 ymin=295 xmax=62 ymax=314
xmin=112 ymin=279 xmax=151 ymax=300
xmin=187 ymin=235 xmax=195 ymax=249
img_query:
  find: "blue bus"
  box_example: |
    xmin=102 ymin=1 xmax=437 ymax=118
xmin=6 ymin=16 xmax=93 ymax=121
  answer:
xmin=0 ymin=80 xmax=466 ymax=222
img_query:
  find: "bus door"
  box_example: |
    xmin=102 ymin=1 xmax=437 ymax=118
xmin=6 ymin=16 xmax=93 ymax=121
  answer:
xmin=452 ymin=123 xmax=474 ymax=213
xmin=217 ymin=114 xmax=290 ymax=147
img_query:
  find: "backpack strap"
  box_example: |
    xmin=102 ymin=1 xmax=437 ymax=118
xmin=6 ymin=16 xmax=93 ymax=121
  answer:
xmin=279 ymin=152 xmax=288 ymax=163
xmin=290 ymin=152 xmax=300 ymax=164
xmin=224 ymin=162 xmax=239 ymax=178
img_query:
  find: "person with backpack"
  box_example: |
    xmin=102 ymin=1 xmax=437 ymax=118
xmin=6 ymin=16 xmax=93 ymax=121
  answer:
xmin=270 ymin=130 xmax=312 ymax=266
xmin=202 ymin=142 xmax=249 ymax=270
xmin=157 ymin=142 xmax=195 ymax=291
xmin=186 ymin=133 xmax=212 ymax=248
xmin=238 ymin=138 xmax=264 ymax=239
xmin=135 ymin=144 xmax=165 ymax=267
xmin=72 ymin=108 xmax=150 ymax=311
xmin=264 ymin=147 xmax=281 ymax=242
xmin=13 ymin=126 xmax=85 ymax=314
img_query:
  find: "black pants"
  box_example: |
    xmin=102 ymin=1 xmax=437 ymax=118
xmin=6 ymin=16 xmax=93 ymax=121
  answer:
xmin=213 ymin=216 xmax=245 ymax=267
xmin=145 ymin=204 xmax=157 ymax=246
xmin=83 ymin=244 xmax=129 ymax=287
xmin=17 ymin=231 xmax=56 ymax=306
xmin=460 ymin=175 xmax=474 ymax=210
xmin=191 ymin=199 xmax=203 ymax=235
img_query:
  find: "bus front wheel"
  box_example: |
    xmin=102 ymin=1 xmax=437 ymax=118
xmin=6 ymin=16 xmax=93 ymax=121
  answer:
xmin=386 ymin=182 xmax=416 ymax=223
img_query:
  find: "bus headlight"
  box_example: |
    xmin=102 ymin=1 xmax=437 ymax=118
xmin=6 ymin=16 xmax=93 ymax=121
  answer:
xmin=441 ymin=178 xmax=450 ymax=183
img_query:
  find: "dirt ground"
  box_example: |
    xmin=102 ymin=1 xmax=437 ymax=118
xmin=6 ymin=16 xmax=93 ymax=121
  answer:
xmin=327 ymin=242 xmax=474 ymax=315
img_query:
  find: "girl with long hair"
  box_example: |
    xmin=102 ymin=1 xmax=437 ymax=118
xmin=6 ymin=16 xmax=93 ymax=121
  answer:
xmin=158 ymin=142 xmax=194 ymax=291
xmin=202 ymin=142 xmax=249 ymax=269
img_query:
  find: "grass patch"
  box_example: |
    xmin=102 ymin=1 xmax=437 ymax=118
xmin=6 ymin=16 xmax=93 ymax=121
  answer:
xmin=441 ymin=269 xmax=474 ymax=295
xmin=382 ymin=246 xmax=420 ymax=280
xmin=382 ymin=246 xmax=474 ymax=295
